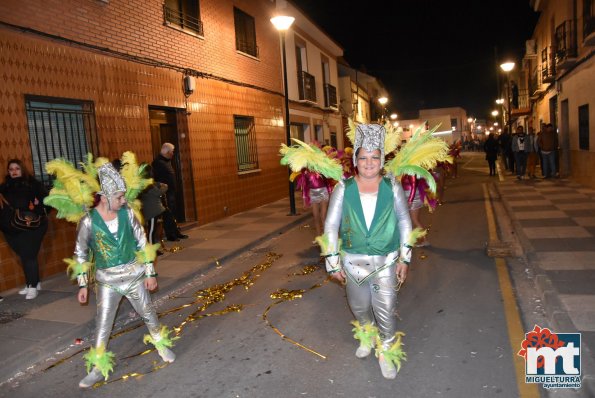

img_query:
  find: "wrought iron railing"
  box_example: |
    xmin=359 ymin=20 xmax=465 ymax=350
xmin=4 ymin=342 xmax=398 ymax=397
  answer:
xmin=163 ymin=4 xmax=204 ymax=36
xmin=541 ymin=46 xmax=555 ymax=83
xmin=298 ymin=71 xmax=317 ymax=102
xmin=555 ymin=20 xmax=577 ymax=66
xmin=324 ymin=83 xmax=338 ymax=108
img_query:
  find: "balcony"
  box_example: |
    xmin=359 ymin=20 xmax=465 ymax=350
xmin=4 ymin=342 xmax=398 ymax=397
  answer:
xmin=163 ymin=4 xmax=204 ymax=36
xmin=323 ymin=83 xmax=338 ymax=109
xmin=511 ymin=88 xmax=531 ymax=116
xmin=541 ymin=46 xmax=555 ymax=84
xmin=584 ymin=15 xmax=595 ymax=46
xmin=298 ymin=71 xmax=317 ymax=103
xmin=530 ymin=66 xmax=545 ymax=100
xmin=555 ymin=20 xmax=578 ymax=70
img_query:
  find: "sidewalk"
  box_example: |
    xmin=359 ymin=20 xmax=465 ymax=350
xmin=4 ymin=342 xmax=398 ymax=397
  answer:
xmin=0 ymin=196 xmax=311 ymax=386
xmin=492 ymin=165 xmax=595 ymax=396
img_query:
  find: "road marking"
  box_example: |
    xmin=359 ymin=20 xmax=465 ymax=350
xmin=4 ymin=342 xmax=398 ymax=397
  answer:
xmin=483 ymin=183 xmax=539 ymax=398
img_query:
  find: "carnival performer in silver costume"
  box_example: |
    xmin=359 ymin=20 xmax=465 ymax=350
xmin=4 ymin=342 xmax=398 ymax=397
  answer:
xmin=71 ymin=163 xmax=176 ymax=388
xmin=324 ymin=124 xmax=412 ymax=379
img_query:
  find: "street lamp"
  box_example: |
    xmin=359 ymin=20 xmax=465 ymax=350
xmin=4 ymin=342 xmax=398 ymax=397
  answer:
xmin=500 ymin=61 xmax=515 ymax=135
xmin=378 ymin=96 xmax=388 ymax=122
xmin=390 ymin=113 xmax=398 ymax=120
xmin=271 ymin=15 xmax=297 ymax=216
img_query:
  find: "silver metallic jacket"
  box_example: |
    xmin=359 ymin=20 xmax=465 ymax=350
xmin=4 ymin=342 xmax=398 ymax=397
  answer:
xmin=74 ymin=207 xmax=156 ymax=287
xmin=324 ymin=176 xmax=412 ymax=275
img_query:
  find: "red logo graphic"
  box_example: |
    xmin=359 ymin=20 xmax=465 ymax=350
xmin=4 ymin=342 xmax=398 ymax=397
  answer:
xmin=518 ymin=325 xmax=565 ymax=369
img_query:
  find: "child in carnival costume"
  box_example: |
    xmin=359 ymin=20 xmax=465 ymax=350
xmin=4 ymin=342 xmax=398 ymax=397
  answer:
xmin=44 ymin=153 xmax=177 ymax=388
xmin=281 ymin=120 xmax=449 ymax=379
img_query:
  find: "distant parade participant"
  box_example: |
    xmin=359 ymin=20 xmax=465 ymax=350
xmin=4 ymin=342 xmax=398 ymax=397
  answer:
xmin=44 ymin=154 xmax=176 ymax=388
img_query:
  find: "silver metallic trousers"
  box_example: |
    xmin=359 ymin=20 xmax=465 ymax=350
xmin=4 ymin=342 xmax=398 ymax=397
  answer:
xmin=94 ymin=262 xmax=161 ymax=350
xmin=344 ymin=252 xmax=398 ymax=349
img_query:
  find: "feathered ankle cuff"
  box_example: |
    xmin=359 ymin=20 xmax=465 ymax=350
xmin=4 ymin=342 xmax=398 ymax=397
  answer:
xmin=375 ymin=332 xmax=407 ymax=372
xmin=351 ymin=320 xmax=378 ymax=349
xmin=143 ymin=325 xmax=179 ymax=350
xmin=83 ymin=345 xmax=115 ymax=380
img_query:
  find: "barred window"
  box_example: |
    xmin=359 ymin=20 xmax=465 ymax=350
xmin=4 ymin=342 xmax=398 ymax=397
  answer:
xmin=25 ymin=96 xmax=99 ymax=186
xmin=164 ymin=0 xmax=203 ymax=36
xmin=233 ymin=115 xmax=259 ymax=172
xmin=234 ymin=7 xmax=258 ymax=57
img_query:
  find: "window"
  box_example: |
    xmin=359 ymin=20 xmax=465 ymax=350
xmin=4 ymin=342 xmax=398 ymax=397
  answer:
xmin=234 ymin=7 xmax=258 ymax=57
xmin=25 ymin=96 xmax=99 ymax=186
xmin=233 ymin=116 xmax=259 ymax=172
xmin=578 ymin=104 xmax=589 ymax=150
xmin=450 ymin=118 xmax=458 ymax=130
xmin=164 ymin=0 xmax=203 ymax=36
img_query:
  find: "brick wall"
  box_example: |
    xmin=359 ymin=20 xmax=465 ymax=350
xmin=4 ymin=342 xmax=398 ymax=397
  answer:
xmin=0 ymin=0 xmax=289 ymax=291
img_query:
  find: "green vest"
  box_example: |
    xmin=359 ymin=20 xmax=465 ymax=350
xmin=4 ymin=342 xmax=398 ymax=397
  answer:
xmin=90 ymin=207 xmax=138 ymax=269
xmin=340 ymin=177 xmax=401 ymax=255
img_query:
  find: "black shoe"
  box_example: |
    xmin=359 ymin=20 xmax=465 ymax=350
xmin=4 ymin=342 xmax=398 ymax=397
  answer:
xmin=177 ymin=234 xmax=189 ymax=239
xmin=167 ymin=236 xmax=180 ymax=242
xmin=157 ymin=250 xmax=164 ymax=256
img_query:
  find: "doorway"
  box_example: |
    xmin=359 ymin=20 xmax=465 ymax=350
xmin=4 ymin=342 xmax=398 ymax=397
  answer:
xmin=560 ymin=99 xmax=570 ymax=177
xmin=149 ymin=107 xmax=186 ymax=222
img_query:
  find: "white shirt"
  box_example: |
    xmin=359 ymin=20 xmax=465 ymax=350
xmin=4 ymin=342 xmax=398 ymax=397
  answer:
xmin=359 ymin=191 xmax=378 ymax=230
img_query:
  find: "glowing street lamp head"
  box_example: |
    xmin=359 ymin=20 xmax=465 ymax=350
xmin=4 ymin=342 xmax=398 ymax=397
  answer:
xmin=500 ymin=62 xmax=515 ymax=72
xmin=390 ymin=113 xmax=398 ymax=120
xmin=467 ymin=117 xmax=473 ymax=123
xmin=491 ymin=110 xmax=499 ymax=117
xmin=496 ymin=98 xmax=505 ymax=105
xmin=378 ymin=96 xmax=388 ymax=105
xmin=271 ymin=16 xmax=295 ymax=31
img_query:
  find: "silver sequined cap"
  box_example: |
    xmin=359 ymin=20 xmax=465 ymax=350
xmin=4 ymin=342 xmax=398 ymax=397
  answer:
xmin=97 ymin=163 xmax=126 ymax=197
xmin=353 ymin=124 xmax=386 ymax=165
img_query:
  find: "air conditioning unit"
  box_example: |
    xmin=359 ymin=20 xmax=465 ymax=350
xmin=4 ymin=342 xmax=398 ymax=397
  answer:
xmin=526 ymin=40 xmax=537 ymax=57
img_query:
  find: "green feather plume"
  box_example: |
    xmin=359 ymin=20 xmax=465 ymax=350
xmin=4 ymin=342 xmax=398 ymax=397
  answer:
xmin=279 ymin=138 xmax=343 ymax=181
xmin=384 ymin=124 xmax=451 ymax=185
xmin=351 ymin=320 xmax=379 ymax=349
xmin=44 ymin=157 xmax=99 ymax=222
xmin=345 ymin=118 xmax=357 ymax=146
xmin=315 ymin=233 xmax=341 ymax=256
xmin=120 ymin=151 xmax=152 ymax=203
xmin=406 ymin=228 xmax=428 ymax=247
xmin=63 ymin=257 xmax=92 ymax=280
xmin=375 ymin=331 xmax=407 ymax=372
xmin=83 ymin=345 xmax=115 ymax=380
xmin=135 ymin=243 xmax=161 ymax=264
xmin=143 ymin=326 xmax=179 ymax=351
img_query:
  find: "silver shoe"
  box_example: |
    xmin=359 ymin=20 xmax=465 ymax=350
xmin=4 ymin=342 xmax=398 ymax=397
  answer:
xmin=378 ymin=354 xmax=397 ymax=379
xmin=157 ymin=347 xmax=176 ymax=363
xmin=355 ymin=343 xmax=372 ymax=359
xmin=79 ymin=368 xmax=104 ymax=388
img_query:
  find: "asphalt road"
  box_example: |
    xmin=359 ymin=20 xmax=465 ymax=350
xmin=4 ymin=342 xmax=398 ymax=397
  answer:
xmin=3 ymin=154 xmax=536 ymax=398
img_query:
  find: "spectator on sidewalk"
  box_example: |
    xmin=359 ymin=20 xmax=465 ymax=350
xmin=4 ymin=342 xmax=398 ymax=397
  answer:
xmin=139 ymin=164 xmax=167 ymax=256
xmin=152 ymin=143 xmax=188 ymax=241
xmin=0 ymin=159 xmax=49 ymax=300
xmin=498 ymin=128 xmax=513 ymax=172
xmin=484 ymin=133 xmax=499 ymax=176
xmin=512 ymin=126 xmax=528 ymax=180
xmin=537 ymin=123 xmax=559 ymax=179
xmin=323 ymin=124 xmax=412 ymax=380
xmin=526 ymin=127 xmax=539 ymax=179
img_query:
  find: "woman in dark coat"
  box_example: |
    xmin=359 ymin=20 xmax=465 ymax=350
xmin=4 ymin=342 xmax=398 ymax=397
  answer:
xmin=0 ymin=159 xmax=49 ymax=299
xmin=484 ymin=133 xmax=499 ymax=176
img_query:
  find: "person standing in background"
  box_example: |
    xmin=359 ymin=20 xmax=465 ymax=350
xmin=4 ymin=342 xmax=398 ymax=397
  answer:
xmin=152 ymin=143 xmax=188 ymax=241
xmin=537 ymin=123 xmax=559 ymax=179
xmin=0 ymin=159 xmax=49 ymax=300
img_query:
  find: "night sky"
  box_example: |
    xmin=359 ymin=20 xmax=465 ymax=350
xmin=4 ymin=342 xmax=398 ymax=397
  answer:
xmin=291 ymin=0 xmax=540 ymax=119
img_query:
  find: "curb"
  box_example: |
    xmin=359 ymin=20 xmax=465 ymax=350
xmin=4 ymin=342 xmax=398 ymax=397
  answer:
xmin=0 ymin=210 xmax=312 ymax=388
xmin=492 ymin=180 xmax=595 ymax=397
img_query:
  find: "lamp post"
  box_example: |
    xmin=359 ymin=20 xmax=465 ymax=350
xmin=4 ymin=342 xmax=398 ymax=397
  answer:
xmin=378 ymin=96 xmax=388 ymax=123
xmin=500 ymin=61 xmax=515 ymax=135
xmin=271 ymin=15 xmax=296 ymax=216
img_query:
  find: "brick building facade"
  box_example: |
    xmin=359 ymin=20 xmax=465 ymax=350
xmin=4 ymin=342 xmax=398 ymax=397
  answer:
xmin=0 ymin=0 xmax=290 ymax=290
